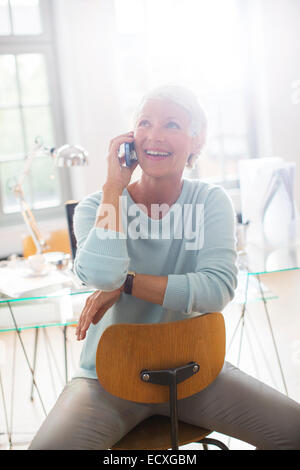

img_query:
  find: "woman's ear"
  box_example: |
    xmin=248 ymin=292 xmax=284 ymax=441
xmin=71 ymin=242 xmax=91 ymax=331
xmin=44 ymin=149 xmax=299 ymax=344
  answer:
xmin=191 ymin=130 xmax=206 ymax=156
xmin=186 ymin=131 xmax=206 ymax=168
xmin=186 ymin=153 xmax=199 ymax=169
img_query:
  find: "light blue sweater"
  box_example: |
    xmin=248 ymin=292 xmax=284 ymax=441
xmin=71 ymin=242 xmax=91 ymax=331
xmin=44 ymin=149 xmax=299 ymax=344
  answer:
xmin=72 ymin=178 xmax=238 ymax=379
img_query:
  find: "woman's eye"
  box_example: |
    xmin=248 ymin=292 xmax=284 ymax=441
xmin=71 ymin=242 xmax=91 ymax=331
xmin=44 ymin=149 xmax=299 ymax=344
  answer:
xmin=138 ymin=120 xmax=150 ymax=127
xmin=166 ymin=121 xmax=180 ymax=129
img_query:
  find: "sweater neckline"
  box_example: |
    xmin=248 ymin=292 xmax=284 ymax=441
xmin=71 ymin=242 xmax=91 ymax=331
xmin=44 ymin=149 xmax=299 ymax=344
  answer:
xmin=124 ymin=179 xmax=188 ymax=223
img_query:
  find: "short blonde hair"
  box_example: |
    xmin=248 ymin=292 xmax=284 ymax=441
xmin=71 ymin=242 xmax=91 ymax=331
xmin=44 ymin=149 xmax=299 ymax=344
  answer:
xmin=134 ymin=84 xmax=207 ymax=168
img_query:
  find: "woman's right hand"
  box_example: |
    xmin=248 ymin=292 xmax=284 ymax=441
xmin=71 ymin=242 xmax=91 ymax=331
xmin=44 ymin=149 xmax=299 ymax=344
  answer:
xmin=76 ymin=287 xmax=123 ymax=341
xmin=105 ymin=131 xmax=139 ymax=190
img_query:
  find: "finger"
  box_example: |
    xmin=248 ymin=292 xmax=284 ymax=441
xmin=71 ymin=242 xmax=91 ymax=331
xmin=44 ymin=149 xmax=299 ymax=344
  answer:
xmin=119 ymin=155 xmax=126 ymax=166
xmin=108 ymin=134 xmax=134 ymax=156
xmin=76 ymin=291 xmax=103 ymax=340
xmin=109 ymin=131 xmax=134 ymax=149
xmin=78 ymin=313 xmax=93 ymax=340
xmin=76 ymin=300 xmax=93 ymax=339
xmin=75 ymin=299 xmax=91 ymax=338
xmin=77 ymin=290 xmax=103 ymax=336
xmin=75 ymin=309 xmax=85 ymax=338
xmin=76 ymin=313 xmax=86 ymax=340
xmin=109 ymin=130 xmax=134 ymax=143
xmin=79 ymin=297 xmax=102 ymax=339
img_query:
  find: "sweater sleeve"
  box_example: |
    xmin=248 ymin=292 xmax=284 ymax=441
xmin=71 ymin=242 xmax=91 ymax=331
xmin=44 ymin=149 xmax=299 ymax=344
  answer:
xmin=73 ymin=192 xmax=130 ymax=291
xmin=162 ymin=186 xmax=238 ymax=314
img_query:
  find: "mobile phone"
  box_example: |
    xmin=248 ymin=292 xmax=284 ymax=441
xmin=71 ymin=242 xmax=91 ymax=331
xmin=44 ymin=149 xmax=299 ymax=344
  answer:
xmin=124 ymin=142 xmax=138 ymax=167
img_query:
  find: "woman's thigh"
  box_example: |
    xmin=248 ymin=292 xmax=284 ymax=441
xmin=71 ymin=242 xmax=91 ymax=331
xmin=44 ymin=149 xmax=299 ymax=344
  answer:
xmin=28 ymin=377 xmax=154 ymax=450
xmin=177 ymin=362 xmax=300 ymax=450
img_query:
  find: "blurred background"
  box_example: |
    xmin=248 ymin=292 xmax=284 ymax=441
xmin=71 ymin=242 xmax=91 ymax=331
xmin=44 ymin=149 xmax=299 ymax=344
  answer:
xmin=1 ymin=1 xmax=300 ymax=451
xmin=1 ymin=0 xmax=300 ymax=257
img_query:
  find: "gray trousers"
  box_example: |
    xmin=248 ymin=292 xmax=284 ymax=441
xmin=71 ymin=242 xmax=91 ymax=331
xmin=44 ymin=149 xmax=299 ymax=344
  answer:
xmin=28 ymin=362 xmax=300 ymax=450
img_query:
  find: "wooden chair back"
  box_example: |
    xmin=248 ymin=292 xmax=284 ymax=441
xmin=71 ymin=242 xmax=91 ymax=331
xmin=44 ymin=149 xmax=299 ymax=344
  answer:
xmin=96 ymin=312 xmax=225 ymax=403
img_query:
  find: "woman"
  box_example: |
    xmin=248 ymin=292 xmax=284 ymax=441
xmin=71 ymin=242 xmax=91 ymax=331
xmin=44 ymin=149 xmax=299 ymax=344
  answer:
xmin=29 ymin=85 xmax=300 ymax=450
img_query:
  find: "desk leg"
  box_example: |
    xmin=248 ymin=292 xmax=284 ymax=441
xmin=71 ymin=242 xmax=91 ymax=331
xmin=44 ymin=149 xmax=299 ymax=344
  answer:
xmin=0 ymin=369 xmax=12 ymax=449
xmin=244 ymin=305 xmax=279 ymax=388
xmin=257 ymin=275 xmax=289 ymax=396
xmin=63 ymin=326 xmax=68 ymax=384
xmin=237 ymin=300 xmax=247 ymax=369
xmin=30 ymin=328 xmax=39 ymax=401
xmin=227 ymin=274 xmax=249 ymax=356
xmin=6 ymin=302 xmax=47 ymax=417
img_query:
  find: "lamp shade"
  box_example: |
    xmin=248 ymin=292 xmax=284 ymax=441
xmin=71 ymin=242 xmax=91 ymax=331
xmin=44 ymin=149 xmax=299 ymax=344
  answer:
xmin=51 ymin=144 xmax=88 ymax=167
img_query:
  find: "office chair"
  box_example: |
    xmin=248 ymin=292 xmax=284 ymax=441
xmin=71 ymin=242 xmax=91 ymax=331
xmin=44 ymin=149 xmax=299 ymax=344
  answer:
xmin=96 ymin=312 xmax=229 ymax=450
xmin=22 ymin=229 xmax=72 ymax=258
xmin=64 ymin=200 xmax=79 ymax=260
xmin=21 ymin=200 xmax=79 ymax=258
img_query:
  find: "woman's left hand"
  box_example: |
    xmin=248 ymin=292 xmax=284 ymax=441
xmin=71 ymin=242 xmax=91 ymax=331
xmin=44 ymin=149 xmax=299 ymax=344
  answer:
xmin=76 ymin=287 xmax=123 ymax=341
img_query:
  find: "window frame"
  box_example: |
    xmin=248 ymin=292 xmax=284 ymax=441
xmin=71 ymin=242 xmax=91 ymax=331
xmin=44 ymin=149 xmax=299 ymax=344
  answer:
xmin=0 ymin=0 xmax=71 ymax=228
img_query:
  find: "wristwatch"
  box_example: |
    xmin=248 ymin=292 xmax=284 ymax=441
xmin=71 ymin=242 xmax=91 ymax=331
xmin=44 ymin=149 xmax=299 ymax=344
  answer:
xmin=124 ymin=271 xmax=136 ymax=295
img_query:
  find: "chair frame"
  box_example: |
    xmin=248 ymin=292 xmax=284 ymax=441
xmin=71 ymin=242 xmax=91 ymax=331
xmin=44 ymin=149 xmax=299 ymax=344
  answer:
xmin=140 ymin=361 xmax=228 ymax=450
xmin=96 ymin=312 xmax=229 ymax=450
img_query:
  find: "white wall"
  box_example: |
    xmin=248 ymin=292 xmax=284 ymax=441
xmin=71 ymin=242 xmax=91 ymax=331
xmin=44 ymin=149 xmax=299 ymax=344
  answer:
xmin=259 ymin=0 xmax=300 ymax=205
xmin=53 ymin=0 xmax=127 ymax=201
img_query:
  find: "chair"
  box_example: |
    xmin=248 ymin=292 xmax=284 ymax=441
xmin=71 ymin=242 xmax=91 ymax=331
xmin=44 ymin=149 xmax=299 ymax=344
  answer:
xmin=96 ymin=312 xmax=229 ymax=450
xmin=22 ymin=229 xmax=72 ymax=258
xmin=64 ymin=200 xmax=79 ymax=260
xmin=22 ymin=200 xmax=79 ymax=258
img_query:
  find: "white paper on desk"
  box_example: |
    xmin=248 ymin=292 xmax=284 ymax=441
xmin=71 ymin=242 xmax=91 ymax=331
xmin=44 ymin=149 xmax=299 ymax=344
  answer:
xmin=0 ymin=266 xmax=72 ymax=298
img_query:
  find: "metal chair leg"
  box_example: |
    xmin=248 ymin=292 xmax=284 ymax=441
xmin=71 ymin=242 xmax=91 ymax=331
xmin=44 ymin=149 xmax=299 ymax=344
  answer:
xmin=140 ymin=362 xmax=200 ymax=451
xmin=198 ymin=438 xmax=229 ymax=450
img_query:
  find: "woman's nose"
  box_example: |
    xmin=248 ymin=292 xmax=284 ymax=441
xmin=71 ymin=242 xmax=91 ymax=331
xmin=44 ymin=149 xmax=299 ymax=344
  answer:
xmin=146 ymin=125 xmax=164 ymax=142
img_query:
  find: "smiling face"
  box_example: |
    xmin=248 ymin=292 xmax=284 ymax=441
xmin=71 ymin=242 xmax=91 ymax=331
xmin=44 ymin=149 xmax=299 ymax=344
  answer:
xmin=133 ymin=99 xmax=201 ymax=178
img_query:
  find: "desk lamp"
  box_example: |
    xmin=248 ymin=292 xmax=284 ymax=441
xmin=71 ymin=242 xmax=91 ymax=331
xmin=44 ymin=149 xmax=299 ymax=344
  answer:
xmin=12 ymin=137 xmax=88 ymax=255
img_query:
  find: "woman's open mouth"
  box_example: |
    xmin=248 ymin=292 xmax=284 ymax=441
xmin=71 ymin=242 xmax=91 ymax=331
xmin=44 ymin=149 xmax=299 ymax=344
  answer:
xmin=144 ymin=150 xmax=172 ymax=161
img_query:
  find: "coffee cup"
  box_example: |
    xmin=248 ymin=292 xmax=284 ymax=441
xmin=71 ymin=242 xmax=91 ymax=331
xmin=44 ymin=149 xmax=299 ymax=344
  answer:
xmin=28 ymin=254 xmax=47 ymax=274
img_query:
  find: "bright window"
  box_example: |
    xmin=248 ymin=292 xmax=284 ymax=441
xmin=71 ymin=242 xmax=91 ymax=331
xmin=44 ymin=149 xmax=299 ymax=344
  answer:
xmin=0 ymin=0 xmax=66 ymax=217
xmin=0 ymin=0 xmax=42 ymax=36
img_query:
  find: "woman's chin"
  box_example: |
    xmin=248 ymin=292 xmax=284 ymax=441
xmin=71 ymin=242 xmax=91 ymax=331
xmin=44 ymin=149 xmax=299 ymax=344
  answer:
xmin=140 ymin=166 xmax=171 ymax=178
xmin=139 ymin=158 xmax=173 ymax=175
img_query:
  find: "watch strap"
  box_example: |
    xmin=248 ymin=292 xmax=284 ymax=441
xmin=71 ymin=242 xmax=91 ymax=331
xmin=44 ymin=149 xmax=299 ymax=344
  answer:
xmin=124 ymin=271 xmax=136 ymax=295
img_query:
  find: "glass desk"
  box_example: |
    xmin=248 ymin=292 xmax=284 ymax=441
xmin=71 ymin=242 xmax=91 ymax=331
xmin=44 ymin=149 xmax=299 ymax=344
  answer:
xmin=0 ymin=245 xmax=297 ymax=448
xmin=239 ymin=243 xmax=300 ymax=275
xmin=0 ymin=284 xmax=95 ymax=331
xmin=229 ymin=242 xmax=300 ymax=398
xmin=0 ymin=268 xmax=94 ymax=449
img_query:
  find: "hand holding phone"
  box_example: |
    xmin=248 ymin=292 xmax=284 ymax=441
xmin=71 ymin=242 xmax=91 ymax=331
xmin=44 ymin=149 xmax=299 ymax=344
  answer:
xmin=105 ymin=132 xmax=139 ymax=190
